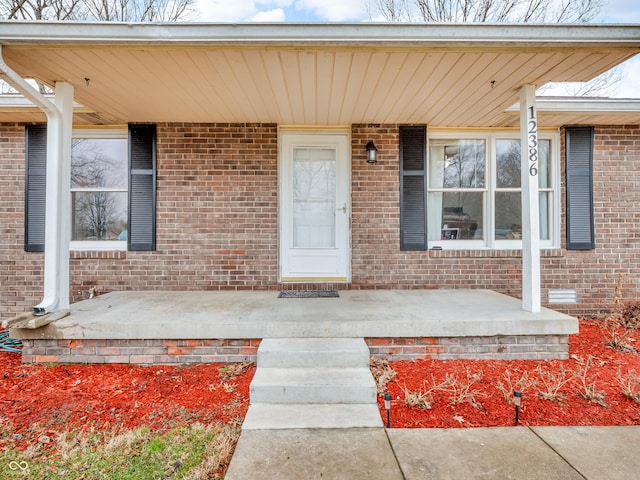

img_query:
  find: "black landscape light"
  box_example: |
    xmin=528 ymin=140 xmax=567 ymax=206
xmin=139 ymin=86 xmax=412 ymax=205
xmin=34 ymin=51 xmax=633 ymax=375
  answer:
xmin=514 ymin=390 xmax=522 ymax=425
xmin=384 ymin=392 xmax=391 ymax=428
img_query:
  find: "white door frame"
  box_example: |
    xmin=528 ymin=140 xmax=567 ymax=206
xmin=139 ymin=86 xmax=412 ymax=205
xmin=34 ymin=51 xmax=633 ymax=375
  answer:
xmin=279 ymin=129 xmax=351 ymax=282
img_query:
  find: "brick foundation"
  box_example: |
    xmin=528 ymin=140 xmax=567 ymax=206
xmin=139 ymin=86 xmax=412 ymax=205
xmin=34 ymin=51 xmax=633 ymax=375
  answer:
xmin=20 ymin=335 xmax=568 ymax=365
xmin=366 ymin=335 xmax=569 ymax=361
xmin=21 ymin=339 xmax=261 ymax=365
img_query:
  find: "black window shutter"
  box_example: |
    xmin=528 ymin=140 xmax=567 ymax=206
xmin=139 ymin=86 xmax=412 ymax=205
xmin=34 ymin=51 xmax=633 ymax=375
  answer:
xmin=25 ymin=125 xmax=47 ymax=252
xmin=400 ymin=126 xmax=427 ymax=250
xmin=128 ymin=124 xmax=156 ymax=251
xmin=565 ymin=126 xmax=595 ymax=250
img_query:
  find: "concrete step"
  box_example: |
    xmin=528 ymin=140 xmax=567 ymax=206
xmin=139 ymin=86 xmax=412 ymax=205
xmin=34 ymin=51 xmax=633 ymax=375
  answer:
xmin=257 ymin=338 xmax=370 ymax=368
xmin=242 ymin=403 xmax=383 ymax=429
xmin=250 ymin=367 xmax=377 ymax=404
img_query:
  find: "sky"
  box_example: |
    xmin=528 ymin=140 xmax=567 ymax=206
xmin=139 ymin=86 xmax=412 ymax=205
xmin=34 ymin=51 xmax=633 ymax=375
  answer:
xmin=191 ymin=0 xmax=640 ymax=98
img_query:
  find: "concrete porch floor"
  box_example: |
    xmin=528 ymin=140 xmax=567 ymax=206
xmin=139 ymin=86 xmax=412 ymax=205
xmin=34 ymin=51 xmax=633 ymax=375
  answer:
xmin=13 ymin=289 xmax=577 ymax=340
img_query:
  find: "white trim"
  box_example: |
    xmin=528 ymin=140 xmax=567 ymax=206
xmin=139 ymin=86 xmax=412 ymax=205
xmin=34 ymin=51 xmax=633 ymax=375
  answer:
xmin=509 ymin=97 xmax=640 ymax=114
xmin=69 ymin=128 xmax=128 ymax=251
xmin=0 ymin=22 xmax=638 ymax=47
xmin=71 ymin=240 xmax=127 ymax=252
xmin=279 ymin=129 xmax=351 ymax=282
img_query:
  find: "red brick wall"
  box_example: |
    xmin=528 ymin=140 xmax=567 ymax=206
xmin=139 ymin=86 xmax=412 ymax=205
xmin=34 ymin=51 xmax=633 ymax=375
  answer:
xmin=350 ymin=124 xmax=640 ymax=316
xmin=1 ymin=123 xmax=639 ymax=320
xmin=0 ymin=124 xmax=44 ymax=315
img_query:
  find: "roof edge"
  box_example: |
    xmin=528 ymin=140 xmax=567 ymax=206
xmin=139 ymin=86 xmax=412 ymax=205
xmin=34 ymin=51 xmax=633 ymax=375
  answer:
xmin=0 ymin=21 xmax=639 ymax=48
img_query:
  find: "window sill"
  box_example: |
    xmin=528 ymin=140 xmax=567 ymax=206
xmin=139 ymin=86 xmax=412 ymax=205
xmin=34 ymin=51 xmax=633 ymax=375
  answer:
xmin=70 ymin=250 xmax=127 ymax=260
xmin=428 ymin=248 xmax=563 ymax=259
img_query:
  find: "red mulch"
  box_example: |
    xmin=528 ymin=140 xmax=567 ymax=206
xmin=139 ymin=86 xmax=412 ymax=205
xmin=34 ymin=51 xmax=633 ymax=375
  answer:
xmin=1 ymin=319 xmax=639 ymax=452
xmin=378 ymin=319 xmax=640 ymax=428
xmin=0 ymin=354 xmax=254 ymax=450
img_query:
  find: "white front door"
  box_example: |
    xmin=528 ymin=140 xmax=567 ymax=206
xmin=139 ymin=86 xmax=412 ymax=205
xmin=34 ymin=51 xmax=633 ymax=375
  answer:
xmin=280 ymin=131 xmax=350 ymax=282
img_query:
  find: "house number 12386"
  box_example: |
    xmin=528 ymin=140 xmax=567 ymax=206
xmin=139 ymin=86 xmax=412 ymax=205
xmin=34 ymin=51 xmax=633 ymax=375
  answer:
xmin=528 ymin=106 xmax=538 ymax=177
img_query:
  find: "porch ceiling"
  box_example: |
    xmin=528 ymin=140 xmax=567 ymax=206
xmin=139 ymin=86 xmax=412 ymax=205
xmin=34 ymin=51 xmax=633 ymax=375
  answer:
xmin=0 ymin=22 xmax=639 ymax=127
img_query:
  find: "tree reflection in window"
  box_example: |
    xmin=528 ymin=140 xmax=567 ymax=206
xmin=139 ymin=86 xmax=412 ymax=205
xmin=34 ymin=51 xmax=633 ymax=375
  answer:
xmin=70 ymin=138 xmax=128 ymax=241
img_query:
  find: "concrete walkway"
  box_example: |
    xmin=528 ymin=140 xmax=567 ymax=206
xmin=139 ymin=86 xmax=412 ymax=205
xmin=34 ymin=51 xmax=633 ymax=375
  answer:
xmin=225 ymin=425 xmax=640 ymax=479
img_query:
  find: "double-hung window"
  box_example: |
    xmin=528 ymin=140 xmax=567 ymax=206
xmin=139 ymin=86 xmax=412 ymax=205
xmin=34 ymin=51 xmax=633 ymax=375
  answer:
xmin=70 ymin=130 xmax=128 ymax=250
xmin=25 ymin=124 xmax=156 ymax=253
xmin=426 ymin=131 xmax=559 ymax=250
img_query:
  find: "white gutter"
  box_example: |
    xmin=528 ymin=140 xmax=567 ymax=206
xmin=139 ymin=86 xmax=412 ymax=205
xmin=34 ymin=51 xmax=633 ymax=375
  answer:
xmin=508 ymin=97 xmax=640 ymax=114
xmin=0 ymin=21 xmax=639 ymax=48
xmin=0 ymin=44 xmax=72 ymax=315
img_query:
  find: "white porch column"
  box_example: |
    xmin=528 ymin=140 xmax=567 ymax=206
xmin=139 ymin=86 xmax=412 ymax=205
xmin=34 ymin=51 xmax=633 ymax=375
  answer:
xmin=520 ymin=84 xmax=541 ymax=312
xmin=35 ymin=82 xmax=74 ymax=313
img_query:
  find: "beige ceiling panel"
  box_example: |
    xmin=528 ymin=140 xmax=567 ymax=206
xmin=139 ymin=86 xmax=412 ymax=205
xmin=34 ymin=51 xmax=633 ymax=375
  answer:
xmin=1 ymin=23 xmax=638 ymax=127
xmin=336 ymin=51 xmax=371 ymax=125
xmin=381 ymin=52 xmax=443 ymax=123
xmin=277 ymin=51 xmax=307 ymax=125
xmin=374 ymin=51 xmax=426 ymax=123
xmin=259 ymin=50 xmax=295 ymax=124
xmin=298 ymin=50 xmax=319 ymax=124
xmin=315 ymin=51 xmax=336 ymax=125
xmin=330 ymin=51 xmax=355 ymax=124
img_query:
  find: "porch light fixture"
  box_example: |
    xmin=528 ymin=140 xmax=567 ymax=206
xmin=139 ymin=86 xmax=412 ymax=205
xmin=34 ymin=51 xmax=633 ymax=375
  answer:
xmin=514 ymin=390 xmax=522 ymax=425
xmin=384 ymin=392 xmax=391 ymax=428
xmin=366 ymin=141 xmax=378 ymax=164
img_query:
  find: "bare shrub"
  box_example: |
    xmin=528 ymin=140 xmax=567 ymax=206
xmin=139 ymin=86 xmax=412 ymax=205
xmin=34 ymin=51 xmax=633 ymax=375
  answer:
xmin=621 ymin=300 xmax=640 ymax=329
xmin=617 ymin=367 xmax=640 ymax=404
xmin=218 ymin=362 xmax=252 ymax=382
xmin=575 ymin=356 xmax=606 ymax=407
xmin=496 ymin=369 xmax=538 ymax=404
xmin=445 ymin=368 xmax=485 ymax=410
xmin=402 ymin=375 xmax=453 ymax=409
xmin=601 ymin=273 xmax=638 ymax=353
xmin=536 ymin=364 xmax=574 ymax=404
xmin=370 ymin=356 xmax=397 ymax=395
xmin=402 ymin=384 xmax=434 ymax=409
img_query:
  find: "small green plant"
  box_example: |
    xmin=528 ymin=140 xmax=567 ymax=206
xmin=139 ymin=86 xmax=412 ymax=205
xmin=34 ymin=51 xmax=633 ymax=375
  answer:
xmin=536 ymin=364 xmax=573 ymax=404
xmin=617 ymin=367 xmax=640 ymax=404
xmin=496 ymin=369 xmax=537 ymax=404
xmin=575 ymin=356 xmax=606 ymax=407
xmin=218 ymin=362 xmax=252 ymax=382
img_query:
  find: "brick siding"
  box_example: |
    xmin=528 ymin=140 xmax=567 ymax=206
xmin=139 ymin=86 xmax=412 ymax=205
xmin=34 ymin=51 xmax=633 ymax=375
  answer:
xmin=1 ymin=123 xmax=639 ymax=321
xmin=21 ymin=338 xmax=260 ymax=365
xmin=366 ymin=335 xmax=569 ymax=361
xmin=20 ymin=334 xmax=567 ymax=364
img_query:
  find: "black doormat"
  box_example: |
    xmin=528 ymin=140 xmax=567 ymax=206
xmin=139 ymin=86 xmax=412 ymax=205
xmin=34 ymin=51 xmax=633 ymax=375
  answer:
xmin=278 ymin=290 xmax=340 ymax=298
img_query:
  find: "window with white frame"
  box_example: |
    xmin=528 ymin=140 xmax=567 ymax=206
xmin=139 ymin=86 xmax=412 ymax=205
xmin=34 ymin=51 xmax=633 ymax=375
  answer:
xmin=70 ymin=130 xmax=128 ymax=250
xmin=427 ymin=132 xmax=558 ymax=249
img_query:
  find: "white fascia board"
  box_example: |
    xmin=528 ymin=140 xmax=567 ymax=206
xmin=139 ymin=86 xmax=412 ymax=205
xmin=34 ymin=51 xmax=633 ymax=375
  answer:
xmin=0 ymin=95 xmax=90 ymax=111
xmin=507 ymin=97 xmax=640 ymax=113
xmin=0 ymin=22 xmax=639 ymax=48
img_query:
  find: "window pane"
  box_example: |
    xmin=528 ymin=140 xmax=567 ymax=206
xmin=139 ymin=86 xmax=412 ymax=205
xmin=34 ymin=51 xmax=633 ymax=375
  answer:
xmin=495 ymin=192 xmax=522 ymax=239
xmin=538 ymin=140 xmax=551 ymax=189
xmin=495 ymin=192 xmax=551 ymax=241
xmin=71 ymin=138 xmax=127 ymax=189
xmin=292 ymin=148 xmax=336 ymax=248
xmin=429 ymin=140 xmax=485 ymax=189
xmin=72 ymin=191 xmax=128 ymax=241
xmin=496 ymin=139 xmax=550 ymax=189
xmin=496 ymin=140 xmax=521 ymax=188
xmin=429 ymin=191 xmax=483 ymax=240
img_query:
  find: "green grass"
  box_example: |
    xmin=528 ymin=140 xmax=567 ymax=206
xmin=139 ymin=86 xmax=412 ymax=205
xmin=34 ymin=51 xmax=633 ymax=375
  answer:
xmin=1 ymin=422 xmax=240 ymax=479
